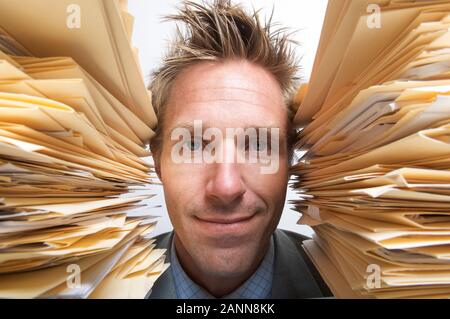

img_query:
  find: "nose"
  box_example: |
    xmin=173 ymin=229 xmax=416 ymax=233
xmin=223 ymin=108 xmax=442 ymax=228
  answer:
xmin=205 ymin=140 xmax=246 ymax=207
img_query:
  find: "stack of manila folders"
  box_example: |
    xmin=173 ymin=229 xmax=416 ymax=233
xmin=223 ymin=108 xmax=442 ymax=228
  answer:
xmin=0 ymin=0 xmax=168 ymax=298
xmin=292 ymin=0 xmax=450 ymax=298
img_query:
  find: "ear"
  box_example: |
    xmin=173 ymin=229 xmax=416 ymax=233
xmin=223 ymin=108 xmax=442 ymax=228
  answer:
xmin=154 ymin=157 xmax=162 ymax=182
xmin=150 ymin=140 xmax=163 ymax=182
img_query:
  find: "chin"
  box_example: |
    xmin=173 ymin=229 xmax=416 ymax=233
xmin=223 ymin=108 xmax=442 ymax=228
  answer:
xmin=198 ymin=243 xmax=259 ymax=277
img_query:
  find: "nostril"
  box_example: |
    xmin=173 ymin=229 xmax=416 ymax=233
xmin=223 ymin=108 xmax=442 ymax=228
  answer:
xmin=206 ymin=181 xmax=246 ymax=204
xmin=205 ymin=168 xmax=246 ymax=205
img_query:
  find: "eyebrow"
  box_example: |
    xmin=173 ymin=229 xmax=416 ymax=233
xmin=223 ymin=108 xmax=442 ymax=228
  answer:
xmin=166 ymin=122 xmax=287 ymax=143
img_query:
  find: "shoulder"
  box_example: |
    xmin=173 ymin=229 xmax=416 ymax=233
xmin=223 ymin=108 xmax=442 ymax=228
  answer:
xmin=272 ymin=229 xmax=333 ymax=298
xmin=274 ymin=228 xmax=311 ymax=244
xmin=273 ymin=228 xmax=312 ymax=258
xmin=146 ymin=231 xmax=176 ymax=299
xmin=152 ymin=231 xmax=174 ymax=250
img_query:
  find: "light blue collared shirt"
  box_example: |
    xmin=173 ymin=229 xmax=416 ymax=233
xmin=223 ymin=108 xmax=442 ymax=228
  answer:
xmin=170 ymin=236 xmax=275 ymax=299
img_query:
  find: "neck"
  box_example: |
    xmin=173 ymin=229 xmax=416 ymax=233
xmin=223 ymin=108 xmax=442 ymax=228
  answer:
xmin=173 ymin=234 xmax=269 ymax=297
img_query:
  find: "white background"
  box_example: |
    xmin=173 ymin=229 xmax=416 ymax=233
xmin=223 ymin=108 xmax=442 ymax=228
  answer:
xmin=128 ymin=0 xmax=328 ymax=237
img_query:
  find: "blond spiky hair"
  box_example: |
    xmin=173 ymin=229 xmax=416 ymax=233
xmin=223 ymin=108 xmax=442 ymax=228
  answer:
xmin=149 ymin=0 xmax=299 ymax=160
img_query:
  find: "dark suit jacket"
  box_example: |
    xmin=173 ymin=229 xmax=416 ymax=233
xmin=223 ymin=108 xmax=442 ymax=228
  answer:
xmin=146 ymin=229 xmax=333 ymax=298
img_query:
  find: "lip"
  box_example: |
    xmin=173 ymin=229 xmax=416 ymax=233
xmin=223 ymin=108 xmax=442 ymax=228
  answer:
xmin=193 ymin=213 xmax=257 ymax=236
xmin=195 ymin=214 xmax=255 ymax=224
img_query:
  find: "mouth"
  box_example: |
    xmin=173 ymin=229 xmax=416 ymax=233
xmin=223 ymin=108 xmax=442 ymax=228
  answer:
xmin=196 ymin=214 xmax=255 ymax=224
xmin=193 ymin=213 xmax=257 ymax=236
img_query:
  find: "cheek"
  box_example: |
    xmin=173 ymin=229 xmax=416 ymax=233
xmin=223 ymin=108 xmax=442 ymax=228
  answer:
xmin=240 ymin=165 xmax=288 ymax=224
xmin=244 ymin=163 xmax=289 ymax=196
xmin=159 ymin=151 xmax=189 ymax=217
xmin=159 ymin=151 xmax=207 ymax=221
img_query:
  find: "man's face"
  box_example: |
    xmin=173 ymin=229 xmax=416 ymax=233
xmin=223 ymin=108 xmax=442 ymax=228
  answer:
xmin=156 ymin=60 xmax=289 ymax=278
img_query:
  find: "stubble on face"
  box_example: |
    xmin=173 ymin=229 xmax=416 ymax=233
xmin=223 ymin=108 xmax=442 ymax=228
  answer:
xmin=159 ymin=59 xmax=288 ymax=280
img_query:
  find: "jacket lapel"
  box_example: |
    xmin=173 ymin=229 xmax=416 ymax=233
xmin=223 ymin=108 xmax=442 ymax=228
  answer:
xmin=271 ymin=229 xmax=324 ymax=298
xmin=146 ymin=232 xmax=177 ymax=299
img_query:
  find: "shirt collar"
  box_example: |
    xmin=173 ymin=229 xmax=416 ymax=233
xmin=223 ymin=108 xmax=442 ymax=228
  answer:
xmin=170 ymin=235 xmax=274 ymax=299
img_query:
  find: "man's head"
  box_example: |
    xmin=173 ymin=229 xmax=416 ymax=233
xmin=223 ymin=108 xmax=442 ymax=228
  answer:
xmin=149 ymin=0 xmax=298 ymax=287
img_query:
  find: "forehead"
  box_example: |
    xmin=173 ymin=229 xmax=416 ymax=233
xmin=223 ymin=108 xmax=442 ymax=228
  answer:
xmin=165 ymin=60 xmax=286 ymax=129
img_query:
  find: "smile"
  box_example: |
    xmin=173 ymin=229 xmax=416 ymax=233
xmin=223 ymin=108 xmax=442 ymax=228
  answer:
xmin=195 ymin=214 xmax=255 ymax=224
xmin=193 ymin=213 xmax=257 ymax=236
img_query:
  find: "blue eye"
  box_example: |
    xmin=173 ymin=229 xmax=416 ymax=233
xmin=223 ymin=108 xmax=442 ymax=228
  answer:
xmin=248 ymin=139 xmax=268 ymax=152
xmin=185 ymin=138 xmax=202 ymax=151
